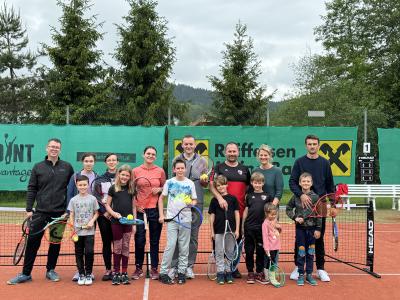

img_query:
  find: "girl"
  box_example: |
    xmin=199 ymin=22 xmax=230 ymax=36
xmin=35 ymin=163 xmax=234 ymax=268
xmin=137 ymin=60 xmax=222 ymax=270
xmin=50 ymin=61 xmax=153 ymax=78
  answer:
xmin=92 ymin=154 xmax=118 ymax=281
xmin=262 ymin=203 xmax=281 ymax=285
xmin=106 ymin=165 xmax=136 ymax=285
xmin=131 ymin=146 xmax=166 ymax=280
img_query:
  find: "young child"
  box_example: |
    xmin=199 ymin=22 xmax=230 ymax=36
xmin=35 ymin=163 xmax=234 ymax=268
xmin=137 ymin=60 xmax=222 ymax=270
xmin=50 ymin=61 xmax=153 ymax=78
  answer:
xmin=286 ymin=172 xmax=321 ymax=286
xmin=67 ymin=175 xmax=99 ymax=286
xmin=106 ymin=165 xmax=136 ymax=285
xmin=262 ymin=203 xmax=281 ymax=286
xmin=242 ymin=172 xmax=270 ymax=285
xmin=158 ymin=158 xmax=197 ymax=285
xmin=208 ymin=175 xmax=240 ymax=285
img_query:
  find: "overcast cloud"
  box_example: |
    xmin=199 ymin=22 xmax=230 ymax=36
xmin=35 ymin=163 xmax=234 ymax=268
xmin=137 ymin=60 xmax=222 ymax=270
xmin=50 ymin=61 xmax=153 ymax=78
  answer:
xmin=7 ymin=0 xmax=326 ymax=101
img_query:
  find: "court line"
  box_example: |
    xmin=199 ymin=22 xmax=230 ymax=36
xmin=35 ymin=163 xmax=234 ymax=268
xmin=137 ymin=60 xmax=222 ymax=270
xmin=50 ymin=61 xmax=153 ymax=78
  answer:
xmin=143 ymin=277 xmax=150 ymax=300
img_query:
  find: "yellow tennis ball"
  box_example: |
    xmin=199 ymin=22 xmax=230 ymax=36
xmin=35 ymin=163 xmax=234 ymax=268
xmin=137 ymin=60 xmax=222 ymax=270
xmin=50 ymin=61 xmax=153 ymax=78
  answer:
xmin=72 ymin=234 xmax=79 ymax=242
xmin=200 ymin=174 xmax=208 ymax=181
xmin=127 ymin=214 xmax=134 ymax=220
xmin=184 ymin=195 xmax=192 ymax=204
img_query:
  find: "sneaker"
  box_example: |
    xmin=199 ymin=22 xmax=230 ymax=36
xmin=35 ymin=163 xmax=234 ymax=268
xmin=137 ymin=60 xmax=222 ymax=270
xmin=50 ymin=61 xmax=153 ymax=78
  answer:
xmin=78 ymin=274 xmax=86 ymax=286
xmin=46 ymin=269 xmax=60 ymax=282
xmin=185 ymin=267 xmax=195 ymax=279
xmin=112 ymin=273 xmax=121 ymax=285
xmin=72 ymin=271 xmax=79 ymax=282
xmin=290 ymin=266 xmax=299 ymax=280
xmin=256 ymin=272 xmax=269 ymax=285
xmin=159 ymin=273 xmax=174 ymax=285
xmin=121 ymin=272 xmax=130 ymax=285
xmin=168 ymin=267 xmax=178 ymax=280
xmin=150 ymin=268 xmax=159 ymax=280
xmin=102 ymin=270 xmax=112 ymax=281
xmin=297 ymin=274 xmax=304 ymax=286
xmin=232 ymin=269 xmax=242 ymax=279
xmin=246 ymin=272 xmax=256 ymax=284
xmin=316 ymin=269 xmax=331 ymax=282
xmin=177 ymin=273 xmax=186 ymax=284
xmin=131 ymin=267 xmax=144 ymax=280
xmin=91 ymin=273 xmax=95 ymax=280
xmin=306 ymin=274 xmax=317 ymax=286
xmin=216 ymin=272 xmax=225 ymax=285
xmin=85 ymin=274 xmax=93 ymax=286
xmin=225 ymin=272 xmax=233 ymax=284
xmin=7 ymin=273 xmax=32 ymax=285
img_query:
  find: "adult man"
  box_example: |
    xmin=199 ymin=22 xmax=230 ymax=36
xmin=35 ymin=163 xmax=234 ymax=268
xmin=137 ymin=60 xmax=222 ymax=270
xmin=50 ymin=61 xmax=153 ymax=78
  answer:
xmin=289 ymin=134 xmax=335 ymax=282
xmin=169 ymin=135 xmax=208 ymax=279
xmin=210 ymin=142 xmax=251 ymax=278
xmin=7 ymin=138 xmax=74 ymax=285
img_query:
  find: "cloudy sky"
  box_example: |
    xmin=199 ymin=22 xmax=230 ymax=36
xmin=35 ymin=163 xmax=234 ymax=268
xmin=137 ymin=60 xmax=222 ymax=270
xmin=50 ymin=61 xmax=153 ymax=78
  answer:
xmin=8 ymin=0 xmax=327 ymax=101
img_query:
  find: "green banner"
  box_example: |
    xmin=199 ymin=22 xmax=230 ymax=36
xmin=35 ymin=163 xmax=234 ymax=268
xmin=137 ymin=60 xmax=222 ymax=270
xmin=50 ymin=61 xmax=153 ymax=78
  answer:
xmin=0 ymin=125 xmax=165 ymax=191
xmin=168 ymin=126 xmax=358 ymax=186
xmin=378 ymin=128 xmax=400 ymax=184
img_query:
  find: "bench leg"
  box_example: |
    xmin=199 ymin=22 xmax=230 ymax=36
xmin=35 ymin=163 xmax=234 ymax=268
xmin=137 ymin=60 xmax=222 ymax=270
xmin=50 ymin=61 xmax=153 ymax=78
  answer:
xmin=392 ymin=198 xmax=396 ymax=210
xmin=346 ymin=198 xmax=351 ymax=211
xmin=369 ymin=197 xmax=376 ymax=211
xmin=397 ymin=198 xmax=400 ymax=212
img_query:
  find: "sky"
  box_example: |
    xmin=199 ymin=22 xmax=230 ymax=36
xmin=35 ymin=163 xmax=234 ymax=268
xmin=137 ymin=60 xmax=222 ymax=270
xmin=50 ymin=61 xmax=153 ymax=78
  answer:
xmin=7 ymin=0 xmax=327 ymax=101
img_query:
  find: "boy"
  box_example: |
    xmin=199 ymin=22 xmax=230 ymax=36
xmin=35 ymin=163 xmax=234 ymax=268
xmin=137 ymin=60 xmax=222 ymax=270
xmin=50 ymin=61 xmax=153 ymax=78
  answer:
xmin=286 ymin=172 xmax=321 ymax=286
xmin=209 ymin=175 xmax=240 ymax=284
xmin=158 ymin=158 xmax=197 ymax=285
xmin=242 ymin=172 xmax=270 ymax=285
xmin=68 ymin=175 xmax=99 ymax=286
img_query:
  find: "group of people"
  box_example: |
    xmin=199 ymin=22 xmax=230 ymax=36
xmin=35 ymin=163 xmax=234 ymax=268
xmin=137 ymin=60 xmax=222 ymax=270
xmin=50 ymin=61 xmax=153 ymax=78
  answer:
xmin=7 ymin=134 xmax=334 ymax=288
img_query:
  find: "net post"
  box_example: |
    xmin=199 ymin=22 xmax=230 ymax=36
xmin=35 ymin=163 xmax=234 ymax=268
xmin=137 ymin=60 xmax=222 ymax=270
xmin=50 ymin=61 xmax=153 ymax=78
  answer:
xmin=366 ymin=201 xmax=381 ymax=278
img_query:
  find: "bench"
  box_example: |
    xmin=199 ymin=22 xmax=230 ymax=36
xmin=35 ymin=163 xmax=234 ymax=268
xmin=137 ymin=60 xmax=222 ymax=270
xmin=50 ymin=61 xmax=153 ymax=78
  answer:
xmin=340 ymin=184 xmax=400 ymax=211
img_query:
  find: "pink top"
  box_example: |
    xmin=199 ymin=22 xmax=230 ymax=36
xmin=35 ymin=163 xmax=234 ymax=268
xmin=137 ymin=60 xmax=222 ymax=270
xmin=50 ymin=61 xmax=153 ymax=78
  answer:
xmin=132 ymin=164 xmax=166 ymax=209
xmin=262 ymin=219 xmax=281 ymax=252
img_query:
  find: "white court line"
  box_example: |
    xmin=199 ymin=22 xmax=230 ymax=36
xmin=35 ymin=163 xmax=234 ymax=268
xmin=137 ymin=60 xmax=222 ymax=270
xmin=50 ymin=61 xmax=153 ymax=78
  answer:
xmin=143 ymin=277 xmax=150 ymax=300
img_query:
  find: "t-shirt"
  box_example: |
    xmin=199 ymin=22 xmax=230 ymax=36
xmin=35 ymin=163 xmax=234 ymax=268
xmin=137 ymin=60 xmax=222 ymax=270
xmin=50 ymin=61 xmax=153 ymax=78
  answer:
xmin=244 ymin=191 xmax=270 ymax=229
xmin=213 ymin=162 xmax=251 ymax=217
xmin=67 ymin=194 xmax=99 ymax=236
xmin=208 ymin=194 xmax=239 ymax=234
xmin=250 ymin=166 xmax=284 ymax=200
xmin=161 ymin=177 xmax=197 ymax=223
xmin=108 ymin=184 xmax=133 ymax=224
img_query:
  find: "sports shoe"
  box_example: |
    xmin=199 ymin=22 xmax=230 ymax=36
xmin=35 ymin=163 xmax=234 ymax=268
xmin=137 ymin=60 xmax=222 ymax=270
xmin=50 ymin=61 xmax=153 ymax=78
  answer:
xmin=131 ymin=267 xmax=144 ymax=280
xmin=297 ymin=274 xmax=304 ymax=286
xmin=7 ymin=273 xmax=32 ymax=285
xmin=46 ymin=269 xmax=60 ymax=282
xmin=78 ymin=274 xmax=86 ymax=286
xmin=85 ymin=274 xmax=93 ymax=285
xmin=159 ymin=273 xmax=174 ymax=285
xmin=247 ymin=272 xmax=256 ymax=284
xmin=72 ymin=271 xmax=79 ymax=282
xmin=216 ymin=272 xmax=225 ymax=285
xmin=168 ymin=267 xmax=178 ymax=280
xmin=225 ymin=272 xmax=233 ymax=284
xmin=121 ymin=272 xmax=130 ymax=285
xmin=316 ymin=269 xmax=331 ymax=282
xmin=232 ymin=269 xmax=242 ymax=279
xmin=185 ymin=267 xmax=195 ymax=279
xmin=102 ymin=270 xmax=112 ymax=281
xmin=290 ymin=266 xmax=299 ymax=280
xmin=306 ymin=274 xmax=317 ymax=286
xmin=177 ymin=273 xmax=186 ymax=284
xmin=112 ymin=273 xmax=121 ymax=285
xmin=150 ymin=268 xmax=159 ymax=280
xmin=255 ymin=272 xmax=269 ymax=285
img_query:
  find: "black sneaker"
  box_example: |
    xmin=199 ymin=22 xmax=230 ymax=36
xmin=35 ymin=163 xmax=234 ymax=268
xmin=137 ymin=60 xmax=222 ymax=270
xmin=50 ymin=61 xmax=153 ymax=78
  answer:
xmin=102 ymin=270 xmax=112 ymax=281
xmin=159 ymin=273 xmax=174 ymax=285
xmin=112 ymin=272 xmax=121 ymax=285
xmin=232 ymin=269 xmax=242 ymax=279
xmin=121 ymin=272 xmax=130 ymax=285
xmin=177 ymin=273 xmax=186 ymax=284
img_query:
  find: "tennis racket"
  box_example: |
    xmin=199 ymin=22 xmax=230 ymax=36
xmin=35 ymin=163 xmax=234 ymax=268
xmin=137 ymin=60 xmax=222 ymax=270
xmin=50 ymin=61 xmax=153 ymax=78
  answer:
xmin=267 ymin=255 xmax=285 ymax=288
xmin=164 ymin=205 xmax=203 ymax=230
xmin=332 ymin=217 xmax=339 ymax=251
xmin=26 ymin=215 xmax=68 ymax=238
xmin=207 ymin=239 xmax=217 ymax=281
xmin=92 ymin=176 xmax=114 ymax=214
xmin=12 ymin=216 xmax=31 ymax=265
xmin=43 ymin=221 xmax=77 ymax=244
xmin=133 ymin=176 xmax=155 ymax=230
xmin=189 ymin=156 xmax=214 ymax=184
xmin=223 ymin=210 xmax=238 ymax=263
xmin=119 ymin=217 xmax=145 ymax=225
xmin=231 ymin=238 xmax=245 ymax=272
xmin=303 ymin=192 xmax=344 ymax=219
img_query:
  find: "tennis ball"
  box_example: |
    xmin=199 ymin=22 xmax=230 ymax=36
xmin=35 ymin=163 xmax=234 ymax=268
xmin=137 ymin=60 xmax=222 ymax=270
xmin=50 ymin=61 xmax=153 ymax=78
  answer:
xmin=200 ymin=174 xmax=208 ymax=181
xmin=127 ymin=214 xmax=134 ymax=220
xmin=72 ymin=234 xmax=79 ymax=242
xmin=184 ymin=195 xmax=192 ymax=204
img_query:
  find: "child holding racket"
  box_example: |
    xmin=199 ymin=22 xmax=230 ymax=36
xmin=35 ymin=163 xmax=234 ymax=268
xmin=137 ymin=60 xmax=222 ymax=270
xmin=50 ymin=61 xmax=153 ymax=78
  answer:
xmin=158 ymin=158 xmax=197 ymax=285
xmin=105 ymin=165 xmax=136 ymax=285
xmin=242 ymin=172 xmax=270 ymax=285
xmin=209 ymin=175 xmax=240 ymax=284
xmin=67 ymin=175 xmax=99 ymax=286
xmin=286 ymin=172 xmax=321 ymax=286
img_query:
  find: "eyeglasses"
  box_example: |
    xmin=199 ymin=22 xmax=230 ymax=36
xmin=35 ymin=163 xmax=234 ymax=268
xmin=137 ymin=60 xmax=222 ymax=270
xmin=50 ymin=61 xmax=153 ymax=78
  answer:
xmin=47 ymin=145 xmax=61 ymax=150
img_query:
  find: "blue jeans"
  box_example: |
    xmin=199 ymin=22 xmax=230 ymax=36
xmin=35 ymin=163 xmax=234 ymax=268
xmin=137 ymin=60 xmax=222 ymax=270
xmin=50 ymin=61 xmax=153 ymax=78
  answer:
xmin=296 ymin=226 xmax=316 ymax=275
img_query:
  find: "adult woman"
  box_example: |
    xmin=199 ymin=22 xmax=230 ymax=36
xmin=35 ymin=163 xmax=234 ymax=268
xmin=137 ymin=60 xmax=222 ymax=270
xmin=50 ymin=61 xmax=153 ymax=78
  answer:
xmin=131 ymin=146 xmax=166 ymax=280
xmin=92 ymin=153 xmax=119 ymax=281
xmin=253 ymin=144 xmax=284 ymax=206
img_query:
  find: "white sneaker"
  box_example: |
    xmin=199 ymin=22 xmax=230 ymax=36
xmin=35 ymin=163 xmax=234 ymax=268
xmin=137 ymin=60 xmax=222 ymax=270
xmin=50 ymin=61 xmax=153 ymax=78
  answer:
xmin=85 ymin=274 xmax=93 ymax=285
xmin=290 ymin=266 xmax=299 ymax=280
xmin=316 ymin=269 xmax=331 ymax=282
xmin=78 ymin=274 xmax=86 ymax=286
xmin=185 ymin=267 xmax=195 ymax=279
xmin=72 ymin=271 xmax=79 ymax=281
xmin=168 ymin=268 xmax=177 ymax=280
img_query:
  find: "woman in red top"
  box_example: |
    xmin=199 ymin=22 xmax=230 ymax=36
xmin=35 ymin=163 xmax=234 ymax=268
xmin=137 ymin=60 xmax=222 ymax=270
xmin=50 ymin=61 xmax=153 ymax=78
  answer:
xmin=131 ymin=146 xmax=166 ymax=280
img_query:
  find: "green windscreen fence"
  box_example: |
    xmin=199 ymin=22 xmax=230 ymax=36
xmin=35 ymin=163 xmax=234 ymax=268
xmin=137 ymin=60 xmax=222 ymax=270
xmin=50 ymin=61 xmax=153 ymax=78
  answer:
xmin=0 ymin=125 xmax=166 ymax=191
xmin=378 ymin=128 xmax=400 ymax=184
